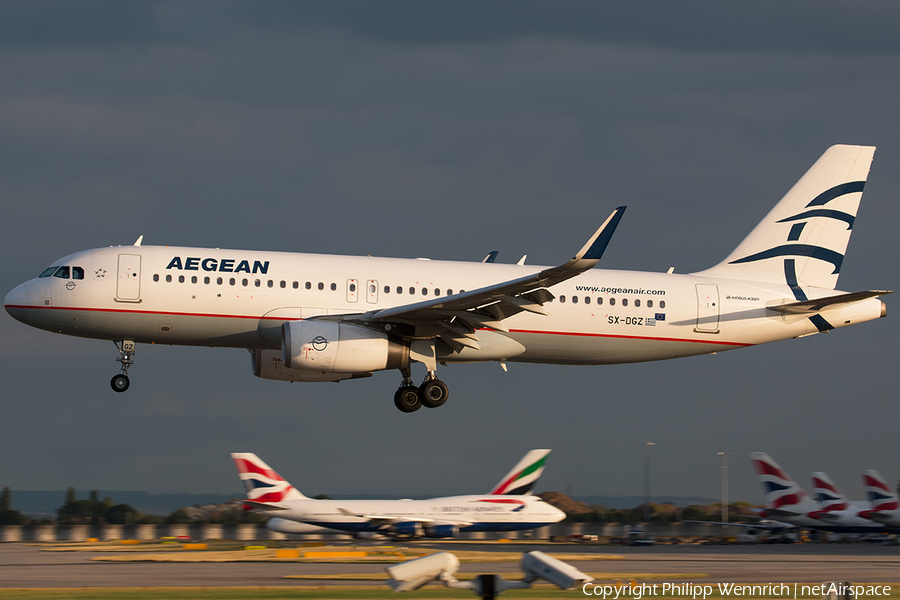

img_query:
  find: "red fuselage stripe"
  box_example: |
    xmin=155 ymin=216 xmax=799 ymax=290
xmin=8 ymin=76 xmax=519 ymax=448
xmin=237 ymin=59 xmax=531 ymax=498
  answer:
xmin=5 ymin=304 xmax=753 ymax=347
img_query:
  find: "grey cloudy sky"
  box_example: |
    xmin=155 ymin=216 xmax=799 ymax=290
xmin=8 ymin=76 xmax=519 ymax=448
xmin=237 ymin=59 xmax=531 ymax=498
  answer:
xmin=1 ymin=1 xmax=897 ymax=505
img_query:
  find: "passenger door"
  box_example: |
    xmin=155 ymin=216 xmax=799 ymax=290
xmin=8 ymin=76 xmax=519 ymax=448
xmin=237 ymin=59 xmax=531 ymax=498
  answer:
xmin=116 ymin=254 xmax=141 ymax=302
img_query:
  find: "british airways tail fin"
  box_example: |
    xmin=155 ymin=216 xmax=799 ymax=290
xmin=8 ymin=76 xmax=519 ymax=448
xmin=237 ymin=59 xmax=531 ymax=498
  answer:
xmin=810 ymin=471 xmax=849 ymax=514
xmin=231 ymin=452 xmax=308 ymax=504
xmin=862 ymin=469 xmax=899 ymax=511
xmin=695 ymin=145 xmax=876 ymax=290
xmin=488 ymin=449 xmax=551 ymax=495
xmin=751 ymin=452 xmax=815 ymax=516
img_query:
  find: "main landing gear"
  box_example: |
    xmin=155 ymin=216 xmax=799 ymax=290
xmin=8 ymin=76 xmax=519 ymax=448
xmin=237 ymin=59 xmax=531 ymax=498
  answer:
xmin=110 ymin=340 xmax=135 ymax=393
xmin=393 ymin=368 xmax=450 ymax=413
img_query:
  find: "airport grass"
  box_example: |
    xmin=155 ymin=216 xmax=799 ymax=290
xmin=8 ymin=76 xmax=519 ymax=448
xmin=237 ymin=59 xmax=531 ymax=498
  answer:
xmin=1 ymin=587 xmax=897 ymax=600
xmin=281 ymin=572 xmax=707 ymax=581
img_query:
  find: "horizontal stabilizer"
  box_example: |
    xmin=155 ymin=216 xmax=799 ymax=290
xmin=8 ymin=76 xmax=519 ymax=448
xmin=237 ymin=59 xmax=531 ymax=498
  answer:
xmin=234 ymin=499 xmax=289 ymax=511
xmin=768 ymin=290 xmax=892 ymax=314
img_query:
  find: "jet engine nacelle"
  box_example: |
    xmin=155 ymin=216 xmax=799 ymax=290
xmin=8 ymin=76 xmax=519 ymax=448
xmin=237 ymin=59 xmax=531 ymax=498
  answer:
xmin=423 ymin=524 xmax=459 ymax=538
xmin=282 ymin=320 xmax=409 ymax=373
xmin=251 ymin=349 xmax=373 ymax=383
xmin=390 ymin=521 xmax=423 ymax=537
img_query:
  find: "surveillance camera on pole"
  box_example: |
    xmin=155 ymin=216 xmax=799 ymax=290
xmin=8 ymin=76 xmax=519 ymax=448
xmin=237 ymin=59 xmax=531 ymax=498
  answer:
xmin=385 ymin=550 xmax=593 ymax=599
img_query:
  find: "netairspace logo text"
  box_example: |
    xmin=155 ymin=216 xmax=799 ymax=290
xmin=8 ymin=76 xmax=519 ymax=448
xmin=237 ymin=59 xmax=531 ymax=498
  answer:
xmin=582 ymin=583 xmax=894 ymax=599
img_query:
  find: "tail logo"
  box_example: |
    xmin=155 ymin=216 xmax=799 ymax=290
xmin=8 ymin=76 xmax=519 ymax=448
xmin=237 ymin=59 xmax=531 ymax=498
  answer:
xmin=752 ymin=457 xmax=806 ymax=510
xmin=233 ymin=456 xmax=294 ymax=504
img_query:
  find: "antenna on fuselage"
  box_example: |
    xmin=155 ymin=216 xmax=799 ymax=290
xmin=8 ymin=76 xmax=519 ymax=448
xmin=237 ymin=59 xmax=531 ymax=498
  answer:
xmin=133 ymin=235 xmax=144 ymax=247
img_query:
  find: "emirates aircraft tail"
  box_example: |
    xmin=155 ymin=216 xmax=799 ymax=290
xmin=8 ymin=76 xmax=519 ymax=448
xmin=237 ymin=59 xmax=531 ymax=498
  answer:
xmin=750 ymin=452 xmax=817 ymax=517
xmin=488 ymin=449 xmax=551 ymax=495
xmin=696 ymin=145 xmax=875 ymax=291
xmin=231 ymin=452 xmax=308 ymax=508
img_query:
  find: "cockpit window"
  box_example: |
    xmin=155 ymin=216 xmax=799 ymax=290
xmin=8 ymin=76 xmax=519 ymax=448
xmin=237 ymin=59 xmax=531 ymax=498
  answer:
xmin=72 ymin=267 xmax=84 ymax=280
xmin=53 ymin=266 xmax=70 ymax=279
xmin=39 ymin=267 xmax=58 ymax=278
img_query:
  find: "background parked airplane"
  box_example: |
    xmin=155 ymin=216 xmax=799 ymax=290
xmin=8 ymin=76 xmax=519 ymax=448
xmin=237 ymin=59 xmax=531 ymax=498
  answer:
xmin=859 ymin=470 xmax=900 ymax=527
xmin=4 ymin=145 xmax=890 ymax=412
xmin=751 ymin=453 xmax=896 ymax=533
xmin=233 ymin=450 xmax=562 ymax=539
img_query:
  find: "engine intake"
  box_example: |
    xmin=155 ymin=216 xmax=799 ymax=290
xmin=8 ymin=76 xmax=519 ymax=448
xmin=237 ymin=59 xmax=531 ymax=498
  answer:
xmin=390 ymin=521 xmax=423 ymax=537
xmin=282 ymin=321 xmax=408 ymax=373
xmin=423 ymin=524 xmax=459 ymax=538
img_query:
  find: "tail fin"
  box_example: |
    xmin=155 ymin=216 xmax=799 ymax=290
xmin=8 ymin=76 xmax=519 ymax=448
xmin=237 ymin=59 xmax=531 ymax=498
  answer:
xmin=750 ymin=452 xmax=812 ymax=515
xmin=810 ymin=472 xmax=849 ymax=512
xmin=231 ymin=452 xmax=307 ymax=504
xmin=695 ymin=145 xmax=876 ymax=290
xmin=488 ymin=449 xmax=551 ymax=495
xmin=862 ymin=469 xmax=899 ymax=511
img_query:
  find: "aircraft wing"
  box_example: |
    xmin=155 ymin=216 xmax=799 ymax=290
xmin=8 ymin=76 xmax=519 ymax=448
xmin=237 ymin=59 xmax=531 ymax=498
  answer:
xmin=337 ymin=508 xmax=472 ymax=528
xmin=319 ymin=207 xmax=625 ymax=352
xmin=767 ymin=290 xmax=892 ymax=315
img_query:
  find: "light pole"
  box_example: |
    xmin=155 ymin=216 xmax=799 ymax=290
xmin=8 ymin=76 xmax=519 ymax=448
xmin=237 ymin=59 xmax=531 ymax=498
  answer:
xmin=643 ymin=442 xmax=655 ymax=522
xmin=717 ymin=452 xmax=731 ymax=524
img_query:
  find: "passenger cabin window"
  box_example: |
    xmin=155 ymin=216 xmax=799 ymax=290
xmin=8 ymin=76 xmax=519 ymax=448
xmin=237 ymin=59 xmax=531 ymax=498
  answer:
xmin=421 ymin=287 xmax=427 ymax=295
xmin=191 ymin=276 xmax=197 ymax=284
xmin=349 ymin=283 xmax=356 ymax=292
xmin=72 ymin=267 xmax=84 ymax=280
xmin=647 ymin=299 xmax=653 ymax=308
xmin=166 ymin=274 xmax=172 ymax=283
xmin=447 ymin=289 xmax=453 ymax=295
xmin=409 ymin=287 xmax=415 ymax=295
xmin=204 ymin=276 xmax=210 ymax=284
xmin=230 ymin=278 xmax=236 ymax=286
xmin=609 ymin=297 xmax=616 ymax=306
xmin=318 ymin=282 xmax=324 ymax=290
xmin=292 ymin=281 xmax=298 ymax=289
xmin=397 ymin=286 xmax=403 ymax=294
xmin=597 ymin=297 xmax=603 ymax=305
xmin=635 ymin=299 xmax=641 ymax=307
xmin=560 ymin=295 xmax=566 ymax=303
xmin=622 ymin=298 xmax=628 ymax=307
xmin=179 ymin=275 xmax=185 ymax=283
xmin=39 ymin=267 xmax=58 ymax=278
xmin=660 ymin=300 xmax=666 ymax=309
xmin=153 ymin=274 xmax=159 ymax=282
xmin=572 ymin=295 xmax=578 ymax=304
xmin=384 ymin=285 xmax=390 ymax=294
xmin=53 ymin=266 xmax=70 ymax=279
xmin=217 ymin=277 xmax=223 ymax=285
xmin=330 ymin=283 xmax=336 ymax=291
xmin=242 ymin=278 xmax=248 ymax=287
xmin=279 ymin=281 xmax=285 ymax=288
xmin=584 ymin=296 xmax=590 ymax=304
xmin=305 ymin=282 xmax=311 ymax=290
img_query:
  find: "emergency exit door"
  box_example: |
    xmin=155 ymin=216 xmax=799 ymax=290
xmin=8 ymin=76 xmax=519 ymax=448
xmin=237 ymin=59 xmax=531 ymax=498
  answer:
xmin=695 ymin=284 xmax=719 ymax=333
xmin=116 ymin=254 xmax=142 ymax=301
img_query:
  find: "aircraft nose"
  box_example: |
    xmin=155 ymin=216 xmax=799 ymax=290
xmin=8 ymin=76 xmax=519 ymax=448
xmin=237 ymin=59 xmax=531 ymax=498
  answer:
xmin=4 ymin=281 xmax=33 ymax=322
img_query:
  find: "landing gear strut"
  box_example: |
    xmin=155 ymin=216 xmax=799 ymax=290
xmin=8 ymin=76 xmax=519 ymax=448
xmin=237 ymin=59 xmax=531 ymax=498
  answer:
xmin=111 ymin=340 xmax=135 ymax=393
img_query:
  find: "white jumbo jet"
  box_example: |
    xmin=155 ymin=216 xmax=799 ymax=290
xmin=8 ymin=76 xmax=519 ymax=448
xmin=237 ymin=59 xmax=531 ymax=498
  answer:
xmin=4 ymin=145 xmax=891 ymax=412
xmin=232 ymin=450 xmax=563 ymax=538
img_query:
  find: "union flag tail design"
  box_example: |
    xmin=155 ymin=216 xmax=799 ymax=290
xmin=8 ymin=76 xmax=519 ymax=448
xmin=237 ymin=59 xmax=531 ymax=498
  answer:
xmin=861 ymin=469 xmax=899 ymax=513
xmin=231 ymin=452 xmax=307 ymax=504
xmin=488 ymin=449 xmax=551 ymax=495
xmin=751 ymin=452 xmax=813 ymax=515
xmin=809 ymin=472 xmax=848 ymax=519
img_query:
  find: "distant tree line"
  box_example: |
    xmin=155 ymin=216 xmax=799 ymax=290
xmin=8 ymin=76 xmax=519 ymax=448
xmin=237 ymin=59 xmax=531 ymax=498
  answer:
xmin=0 ymin=487 xmax=267 ymax=525
xmin=564 ymin=501 xmax=758 ymax=524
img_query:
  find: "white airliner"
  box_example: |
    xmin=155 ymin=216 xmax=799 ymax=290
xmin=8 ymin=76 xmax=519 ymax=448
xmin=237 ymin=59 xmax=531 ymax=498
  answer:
xmin=808 ymin=471 xmax=882 ymax=531
xmin=751 ymin=453 xmax=895 ymax=533
xmin=4 ymin=145 xmax=890 ymax=412
xmin=232 ymin=450 xmax=564 ymax=538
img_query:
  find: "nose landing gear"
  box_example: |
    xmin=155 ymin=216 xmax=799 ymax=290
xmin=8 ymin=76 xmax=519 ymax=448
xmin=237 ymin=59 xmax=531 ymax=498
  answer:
xmin=111 ymin=340 xmax=135 ymax=393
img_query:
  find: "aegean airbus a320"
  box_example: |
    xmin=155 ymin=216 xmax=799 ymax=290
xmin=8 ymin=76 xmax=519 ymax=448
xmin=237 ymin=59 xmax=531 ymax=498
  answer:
xmin=4 ymin=145 xmax=890 ymax=412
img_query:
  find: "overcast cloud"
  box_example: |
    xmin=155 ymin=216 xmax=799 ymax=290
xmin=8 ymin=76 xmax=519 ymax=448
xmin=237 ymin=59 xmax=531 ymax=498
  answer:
xmin=1 ymin=1 xmax=897 ymax=504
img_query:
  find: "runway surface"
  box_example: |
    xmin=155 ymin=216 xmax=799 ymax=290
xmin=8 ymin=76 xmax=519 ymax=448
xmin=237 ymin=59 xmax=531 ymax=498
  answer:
xmin=2 ymin=542 xmax=897 ymax=588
